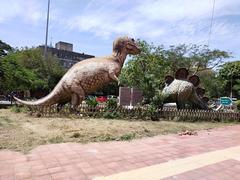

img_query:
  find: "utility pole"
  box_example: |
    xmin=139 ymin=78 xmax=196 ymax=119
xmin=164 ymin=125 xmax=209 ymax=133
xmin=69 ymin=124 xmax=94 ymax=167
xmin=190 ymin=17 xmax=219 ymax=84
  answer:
xmin=44 ymin=0 xmax=50 ymax=59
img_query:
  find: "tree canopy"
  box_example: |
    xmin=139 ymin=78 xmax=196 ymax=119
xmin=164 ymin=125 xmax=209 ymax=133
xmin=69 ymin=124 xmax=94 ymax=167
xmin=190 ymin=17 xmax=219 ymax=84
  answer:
xmin=120 ymin=40 xmax=232 ymax=101
xmin=0 ymin=47 xmax=65 ymax=94
xmin=1 ymin=39 xmax=237 ymax=102
xmin=218 ymin=61 xmax=240 ymax=98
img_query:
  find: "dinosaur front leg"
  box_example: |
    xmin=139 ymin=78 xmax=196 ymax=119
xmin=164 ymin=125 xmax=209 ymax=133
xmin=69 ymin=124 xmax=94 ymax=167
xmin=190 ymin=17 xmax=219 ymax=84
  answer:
xmin=109 ymin=72 xmax=120 ymax=85
xmin=177 ymin=94 xmax=186 ymax=109
xmin=176 ymin=101 xmax=186 ymax=109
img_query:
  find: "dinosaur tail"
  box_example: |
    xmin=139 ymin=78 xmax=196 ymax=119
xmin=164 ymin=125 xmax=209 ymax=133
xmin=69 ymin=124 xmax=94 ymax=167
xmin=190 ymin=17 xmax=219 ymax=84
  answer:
xmin=14 ymin=89 xmax=60 ymax=106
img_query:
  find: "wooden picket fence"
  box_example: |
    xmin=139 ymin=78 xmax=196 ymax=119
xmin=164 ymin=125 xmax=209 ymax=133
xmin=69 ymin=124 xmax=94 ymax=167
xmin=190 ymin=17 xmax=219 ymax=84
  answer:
xmin=160 ymin=108 xmax=240 ymax=121
xmin=28 ymin=104 xmax=240 ymax=121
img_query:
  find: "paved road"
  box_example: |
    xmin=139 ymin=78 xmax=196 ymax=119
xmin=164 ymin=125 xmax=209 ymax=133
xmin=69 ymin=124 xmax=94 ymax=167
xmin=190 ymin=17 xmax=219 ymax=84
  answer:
xmin=0 ymin=125 xmax=240 ymax=180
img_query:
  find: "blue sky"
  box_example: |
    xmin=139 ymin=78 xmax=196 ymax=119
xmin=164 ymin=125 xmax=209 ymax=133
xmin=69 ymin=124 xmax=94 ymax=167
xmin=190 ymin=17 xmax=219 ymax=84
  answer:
xmin=0 ymin=0 xmax=240 ymax=60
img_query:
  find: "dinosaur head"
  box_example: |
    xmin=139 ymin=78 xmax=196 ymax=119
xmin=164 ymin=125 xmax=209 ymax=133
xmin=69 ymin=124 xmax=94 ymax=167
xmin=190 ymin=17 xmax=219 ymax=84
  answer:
xmin=113 ymin=36 xmax=141 ymax=55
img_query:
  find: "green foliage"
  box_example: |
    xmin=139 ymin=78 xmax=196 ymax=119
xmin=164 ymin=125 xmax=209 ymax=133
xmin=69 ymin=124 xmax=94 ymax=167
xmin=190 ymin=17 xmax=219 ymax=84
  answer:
xmin=151 ymin=90 xmax=165 ymax=108
xmin=102 ymin=110 xmax=121 ymax=119
xmin=11 ymin=105 xmax=28 ymax=113
xmin=105 ymin=98 xmax=118 ymax=110
xmin=120 ymin=40 xmax=231 ymax=102
xmin=0 ymin=48 xmax=65 ymax=93
xmin=0 ymin=52 xmax=38 ymax=92
xmin=233 ymin=80 xmax=240 ymax=97
xmin=163 ymin=44 xmax=230 ymax=73
xmin=235 ymin=100 xmax=240 ymax=111
xmin=120 ymin=40 xmax=170 ymax=102
xmin=96 ymin=82 xmax=118 ymax=96
xmin=143 ymin=105 xmax=159 ymax=121
xmin=86 ymin=97 xmax=98 ymax=107
xmin=103 ymin=98 xmax=120 ymax=119
xmin=198 ymin=70 xmax=226 ymax=98
xmin=218 ymin=61 xmax=240 ymax=98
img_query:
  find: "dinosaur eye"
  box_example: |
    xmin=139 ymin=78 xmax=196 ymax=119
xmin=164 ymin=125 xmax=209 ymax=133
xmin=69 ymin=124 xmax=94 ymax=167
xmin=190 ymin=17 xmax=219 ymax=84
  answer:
xmin=131 ymin=38 xmax=135 ymax=42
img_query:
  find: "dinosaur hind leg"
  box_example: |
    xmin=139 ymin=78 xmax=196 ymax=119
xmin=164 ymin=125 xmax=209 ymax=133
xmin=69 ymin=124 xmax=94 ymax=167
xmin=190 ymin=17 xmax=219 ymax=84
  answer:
xmin=71 ymin=93 xmax=80 ymax=109
xmin=70 ymin=85 xmax=85 ymax=111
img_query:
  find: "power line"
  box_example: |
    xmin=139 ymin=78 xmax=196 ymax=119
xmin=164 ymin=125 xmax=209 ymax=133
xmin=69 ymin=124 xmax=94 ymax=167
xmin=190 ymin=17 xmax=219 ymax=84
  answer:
xmin=207 ymin=0 xmax=216 ymax=47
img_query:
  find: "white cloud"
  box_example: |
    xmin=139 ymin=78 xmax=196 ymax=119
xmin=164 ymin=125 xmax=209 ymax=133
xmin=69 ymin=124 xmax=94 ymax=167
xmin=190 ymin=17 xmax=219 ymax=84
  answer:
xmin=1 ymin=0 xmax=240 ymax=58
xmin=0 ymin=0 xmax=45 ymax=25
xmin=63 ymin=0 xmax=240 ymax=46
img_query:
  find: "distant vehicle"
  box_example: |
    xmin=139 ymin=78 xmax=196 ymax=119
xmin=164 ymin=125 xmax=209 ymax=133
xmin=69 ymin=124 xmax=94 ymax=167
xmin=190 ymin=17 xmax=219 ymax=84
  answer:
xmin=107 ymin=95 xmax=117 ymax=99
xmin=85 ymin=95 xmax=95 ymax=100
xmin=96 ymin=96 xmax=107 ymax=103
xmin=0 ymin=95 xmax=5 ymax=101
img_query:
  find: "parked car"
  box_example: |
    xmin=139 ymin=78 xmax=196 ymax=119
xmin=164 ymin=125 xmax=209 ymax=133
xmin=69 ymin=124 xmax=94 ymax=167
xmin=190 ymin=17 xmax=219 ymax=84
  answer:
xmin=107 ymin=95 xmax=117 ymax=99
xmin=85 ymin=95 xmax=95 ymax=100
xmin=96 ymin=96 xmax=107 ymax=103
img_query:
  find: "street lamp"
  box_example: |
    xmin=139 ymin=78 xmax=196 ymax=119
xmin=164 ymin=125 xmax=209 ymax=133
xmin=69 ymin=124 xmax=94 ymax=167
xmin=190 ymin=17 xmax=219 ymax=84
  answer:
xmin=44 ymin=0 xmax=50 ymax=59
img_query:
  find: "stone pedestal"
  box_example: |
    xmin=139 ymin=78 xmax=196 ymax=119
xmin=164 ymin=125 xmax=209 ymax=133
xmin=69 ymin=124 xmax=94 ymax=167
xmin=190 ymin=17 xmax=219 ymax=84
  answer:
xmin=119 ymin=87 xmax=131 ymax=106
xmin=119 ymin=87 xmax=143 ymax=106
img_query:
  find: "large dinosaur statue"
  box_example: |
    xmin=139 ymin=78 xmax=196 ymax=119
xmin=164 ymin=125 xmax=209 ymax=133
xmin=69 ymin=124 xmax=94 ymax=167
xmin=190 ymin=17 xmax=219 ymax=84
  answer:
xmin=14 ymin=36 xmax=141 ymax=108
xmin=162 ymin=68 xmax=209 ymax=109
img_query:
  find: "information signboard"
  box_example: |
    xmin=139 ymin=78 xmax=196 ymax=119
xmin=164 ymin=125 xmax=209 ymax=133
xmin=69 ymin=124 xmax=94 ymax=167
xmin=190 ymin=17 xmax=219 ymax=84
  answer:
xmin=220 ymin=97 xmax=232 ymax=106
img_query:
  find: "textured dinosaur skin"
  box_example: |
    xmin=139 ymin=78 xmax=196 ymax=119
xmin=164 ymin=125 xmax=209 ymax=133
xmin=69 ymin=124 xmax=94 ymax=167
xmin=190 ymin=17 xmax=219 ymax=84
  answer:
xmin=14 ymin=36 xmax=140 ymax=107
xmin=162 ymin=68 xmax=209 ymax=110
xmin=162 ymin=79 xmax=208 ymax=109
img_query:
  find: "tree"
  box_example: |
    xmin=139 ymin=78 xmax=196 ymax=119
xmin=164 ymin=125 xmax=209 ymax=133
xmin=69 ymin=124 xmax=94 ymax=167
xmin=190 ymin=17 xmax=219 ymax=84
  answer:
xmin=17 ymin=48 xmax=65 ymax=90
xmin=120 ymin=40 xmax=231 ymax=102
xmin=0 ymin=52 xmax=38 ymax=92
xmin=218 ymin=61 xmax=240 ymax=98
xmin=96 ymin=82 xmax=119 ymax=96
xmin=165 ymin=44 xmax=230 ymax=73
xmin=120 ymin=40 xmax=170 ymax=102
xmin=0 ymin=48 xmax=65 ymax=94
xmin=233 ymin=80 xmax=240 ymax=97
xmin=197 ymin=69 xmax=226 ymax=98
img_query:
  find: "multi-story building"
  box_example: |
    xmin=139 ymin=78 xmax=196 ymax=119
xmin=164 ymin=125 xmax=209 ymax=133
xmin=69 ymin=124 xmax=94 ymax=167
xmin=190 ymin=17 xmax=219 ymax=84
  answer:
xmin=40 ymin=41 xmax=95 ymax=69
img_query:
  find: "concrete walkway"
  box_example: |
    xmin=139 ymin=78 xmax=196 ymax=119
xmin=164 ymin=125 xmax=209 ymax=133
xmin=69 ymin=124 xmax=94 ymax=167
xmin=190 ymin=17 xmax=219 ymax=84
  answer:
xmin=0 ymin=125 xmax=240 ymax=180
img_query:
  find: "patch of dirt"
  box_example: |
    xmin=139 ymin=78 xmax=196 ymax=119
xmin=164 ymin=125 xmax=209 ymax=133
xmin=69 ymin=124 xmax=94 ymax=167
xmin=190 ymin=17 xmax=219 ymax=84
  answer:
xmin=0 ymin=108 xmax=235 ymax=153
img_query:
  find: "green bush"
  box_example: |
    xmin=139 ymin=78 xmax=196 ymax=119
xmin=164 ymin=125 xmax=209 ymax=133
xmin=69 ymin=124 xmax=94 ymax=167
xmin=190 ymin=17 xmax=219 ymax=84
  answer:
xmin=105 ymin=98 xmax=118 ymax=110
xmin=102 ymin=98 xmax=120 ymax=119
xmin=143 ymin=105 xmax=159 ymax=121
xmin=235 ymin=100 xmax=240 ymax=111
xmin=11 ymin=105 xmax=28 ymax=113
xmin=86 ymin=97 xmax=98 ymax=107
xmin=151 ymin=91 xmax=165 ymax=109
xmin=103 ymin=110 xmax=121 ymax=119
xmin=140 ymin=91 xmax=164 ymax=120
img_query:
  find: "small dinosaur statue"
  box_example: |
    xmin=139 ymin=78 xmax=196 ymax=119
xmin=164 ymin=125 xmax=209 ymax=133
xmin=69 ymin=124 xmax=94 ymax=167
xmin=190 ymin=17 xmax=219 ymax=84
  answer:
xmin=14 ymin=36 xmax=141 ymax=108
xmin=162 ymin=68 xmax=209 ymax=109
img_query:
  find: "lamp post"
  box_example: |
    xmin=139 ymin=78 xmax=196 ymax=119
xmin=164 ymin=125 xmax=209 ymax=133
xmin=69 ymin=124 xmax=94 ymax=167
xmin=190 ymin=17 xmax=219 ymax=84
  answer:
xmin=44 ymin=0 xmax=50 ymax=59
xmin=230 ymin=70 xmax=233 ymax=99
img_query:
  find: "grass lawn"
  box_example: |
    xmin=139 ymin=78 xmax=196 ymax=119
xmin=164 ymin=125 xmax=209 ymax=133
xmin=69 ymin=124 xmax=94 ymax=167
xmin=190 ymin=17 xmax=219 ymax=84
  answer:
xmin=0 ymin=108 xmax=237 ymax=153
